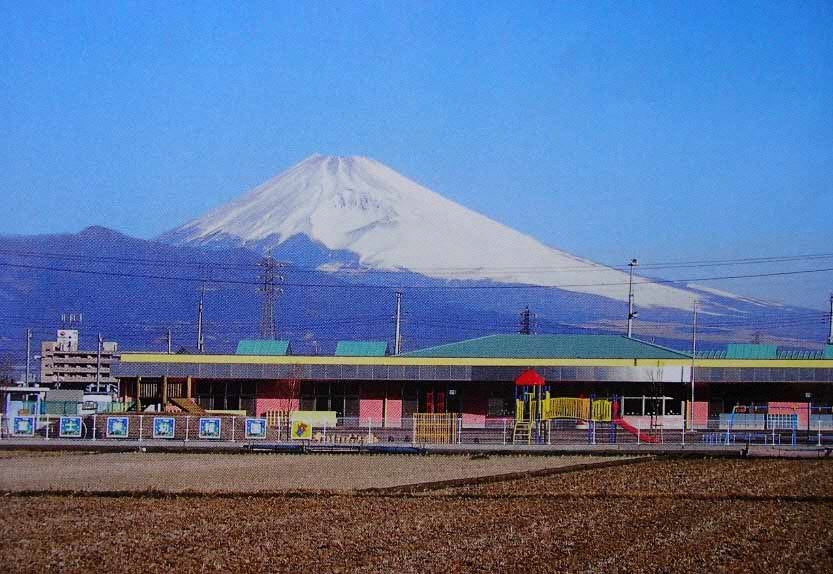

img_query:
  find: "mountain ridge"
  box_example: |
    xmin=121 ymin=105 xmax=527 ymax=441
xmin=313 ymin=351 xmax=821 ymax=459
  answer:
xmin=159 ymin=154 xmax=746 ymax=311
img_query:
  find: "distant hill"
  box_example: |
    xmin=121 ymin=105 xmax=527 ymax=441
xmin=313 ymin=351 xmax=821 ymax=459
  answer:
xmin=0 ymin=226 xmax=826 ymax=364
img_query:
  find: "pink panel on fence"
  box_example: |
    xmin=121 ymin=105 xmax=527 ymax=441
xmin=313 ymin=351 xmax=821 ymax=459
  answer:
xmin=768 ymin=402 xmax=809 ymax=428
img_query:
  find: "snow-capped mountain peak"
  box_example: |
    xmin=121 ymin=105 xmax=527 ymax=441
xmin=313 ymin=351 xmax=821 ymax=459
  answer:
xmin=161 ymin=155 xmax=721 ymax=310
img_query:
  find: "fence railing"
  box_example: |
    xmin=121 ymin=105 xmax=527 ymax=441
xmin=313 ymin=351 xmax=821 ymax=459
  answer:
xmin=1 ymin=413 xmax=832 ymax=448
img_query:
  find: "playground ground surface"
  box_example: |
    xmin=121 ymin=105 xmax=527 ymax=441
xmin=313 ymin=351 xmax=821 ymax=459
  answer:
xmin=1 ymin=457 xmax=831 ymax=573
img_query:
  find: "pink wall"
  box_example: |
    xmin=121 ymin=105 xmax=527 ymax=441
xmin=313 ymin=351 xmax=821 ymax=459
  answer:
xmin=385 ymin=394 xmax=403 ymax=428
xmin=688 ymin=401 xmax=709 ymax=428
xmin=768 ymin=402 xmax=809 ymax=428
xmin=255 ymin=381 xmax=300 ymax=417
xmin=255 ymin=397 xmax=299 ymax=417
xmin=360 ymin=382 xmax=385 ymax=425
xmin=462 ymin=385 xmax=488 ymax=428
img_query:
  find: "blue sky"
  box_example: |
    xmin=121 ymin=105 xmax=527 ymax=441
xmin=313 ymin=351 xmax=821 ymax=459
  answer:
xmin=1 ymin=2 xmax=831 ymax=307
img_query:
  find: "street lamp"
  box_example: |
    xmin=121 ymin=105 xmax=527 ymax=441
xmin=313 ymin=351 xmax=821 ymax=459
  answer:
xmin=627 ymin=259 xmax=638 ymax=338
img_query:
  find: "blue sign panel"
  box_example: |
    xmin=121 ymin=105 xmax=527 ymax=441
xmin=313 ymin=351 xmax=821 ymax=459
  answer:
xmin=106 ymin=416 xmax=129 ymax=438
xmin=153 ymin=417 xmax=176 ymax=439
xmin=59 ymin=416 xmax=83 ymax=438
xmin=244 ymin=418 xmax=267 ymax=439
xmin=12 ymin=416 xmax=35 ymax=437
xmin=198 ymin=417 xmax=222 ymax=439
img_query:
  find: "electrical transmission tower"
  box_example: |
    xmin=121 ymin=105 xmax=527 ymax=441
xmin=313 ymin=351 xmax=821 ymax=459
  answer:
xmin=258 ymin=253 xmax=285 ymax=340
xmin=519 ymin=306 xmax=535 ymax=335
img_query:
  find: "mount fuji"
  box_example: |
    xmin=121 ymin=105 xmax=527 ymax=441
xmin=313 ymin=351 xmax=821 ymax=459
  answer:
xmin=161 ymin=154 xmax=744 ymax=312
xmin=2 ymin=156 xmax=824 ymax=360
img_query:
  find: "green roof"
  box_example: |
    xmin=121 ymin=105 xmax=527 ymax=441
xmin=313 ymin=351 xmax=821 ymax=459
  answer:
xmin=778 ymin=349 xmax=824 ymax=360
xmin=335 ymin=341 xmax=389 ymax=357
xmin=697 ymin=349 xmax=727 ymax=359
xmin=235 ymin=340 xmax=291 ymax=356
xmin=725 ymin=344 xmax=777 ymax=360
xmin=825 ymin=345 xmax=833 ymax=360
xmin=402 ymin=334 xmax=689 ymax=360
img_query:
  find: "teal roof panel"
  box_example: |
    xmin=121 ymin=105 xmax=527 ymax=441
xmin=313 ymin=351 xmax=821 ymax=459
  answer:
xmin=402 ymin=334 xmax=689 ymax=360
xmin=335 ymin=341 xmax=389 ymax=357
xmin=725 ymin=344 xmax=777 ymax=360
xmin=235 ymin=340 xmax=291 ymax=356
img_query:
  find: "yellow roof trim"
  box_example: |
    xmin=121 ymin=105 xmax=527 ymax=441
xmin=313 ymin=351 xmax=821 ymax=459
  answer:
xmin=118 ymin=353 xmax=833 ymax=369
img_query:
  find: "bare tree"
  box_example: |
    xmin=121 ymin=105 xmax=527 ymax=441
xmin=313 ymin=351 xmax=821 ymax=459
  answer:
xmin=646 ymin=363 xmax=665 ymax=432
xmin=274 ymin=364 xmax=302 ymax=439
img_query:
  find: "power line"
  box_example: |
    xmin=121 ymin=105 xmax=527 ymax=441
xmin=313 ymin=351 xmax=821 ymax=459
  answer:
xmin=2 ymin=247 xmax=833 ymax=275
xmin=1 ymin=259 xmax=832 ymax=291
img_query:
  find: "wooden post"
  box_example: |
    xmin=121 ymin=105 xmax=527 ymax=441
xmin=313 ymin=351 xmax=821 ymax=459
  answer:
xmin=161 ymin=376 xmax=168 ymax=409
xmin=186 ymin=376 xmax=192 ymax=400
xmin=135 ymin=377 xmax=142 ymax=413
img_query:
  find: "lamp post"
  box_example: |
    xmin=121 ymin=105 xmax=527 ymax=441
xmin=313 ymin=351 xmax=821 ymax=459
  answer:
xmin=689 ymin=300 xmax=698 ymax=431
xmin=806 ymin=392 xmax=813 ymax=443
xmin=627 ymin=259 xmax=638 ymax=338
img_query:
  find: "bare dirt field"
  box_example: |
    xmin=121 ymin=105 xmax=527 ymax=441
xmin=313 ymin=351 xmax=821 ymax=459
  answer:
xmin=0 ymin=451 xmax=628 ymax=492
xmin=1 ymin=458 xmax=831 ymax=573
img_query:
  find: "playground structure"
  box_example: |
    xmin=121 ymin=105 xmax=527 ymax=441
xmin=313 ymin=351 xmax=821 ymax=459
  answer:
xmin=512 ymin=369 xmax=664 ymax=444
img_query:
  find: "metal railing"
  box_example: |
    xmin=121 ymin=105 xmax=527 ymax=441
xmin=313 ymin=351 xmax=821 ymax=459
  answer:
xmin=1 ymin=413 xmax=831 ymax=448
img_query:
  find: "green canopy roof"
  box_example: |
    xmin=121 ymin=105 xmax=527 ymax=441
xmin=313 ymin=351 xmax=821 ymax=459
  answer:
xmin=725 ymin=344 xmax=777 ymax=360
xmin=402 ymin=334 xmax=688 ymax=360
xmin=335 ymin=341 xmax=389 ymax=357
xmin=235 ymin=340 xmax=291 ymax=356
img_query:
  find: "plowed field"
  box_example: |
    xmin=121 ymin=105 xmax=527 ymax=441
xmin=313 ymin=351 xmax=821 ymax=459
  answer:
xmin=1 ymin=457 xmax=831 ymax=573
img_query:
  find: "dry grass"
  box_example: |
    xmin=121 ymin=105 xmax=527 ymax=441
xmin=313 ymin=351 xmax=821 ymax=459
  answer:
xmin=0 ymin=458 xmax=831 ymax=573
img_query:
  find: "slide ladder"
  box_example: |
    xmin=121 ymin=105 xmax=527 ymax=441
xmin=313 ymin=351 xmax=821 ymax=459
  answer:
xmin=512 ymin=421 xmax=533 ymax=445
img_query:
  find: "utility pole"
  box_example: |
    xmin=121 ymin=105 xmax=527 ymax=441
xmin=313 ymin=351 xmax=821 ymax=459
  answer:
xmin=689 ymin=300 xmax=698 ymax=432
xmin=627 ymin=258 xmax=638 ymax=338
xmin=519 ymin=306 xmax=534 ymax=335
xmin=95 ymin=333 xmax=102 ymax=393
xmin=166 ymin=328 xmax=172 ymax=354
xmin=25 ymin=328 xmax=31 ymax=386
xmin=828 ymin=293 xmax=833 ymax=345
xmin=197 ymin=283 xmax=205 ymax=353
xmin=258 ymin=253 xmax=284 ymax=340
xmin=394 ymin=291 xmax=402 ymax=356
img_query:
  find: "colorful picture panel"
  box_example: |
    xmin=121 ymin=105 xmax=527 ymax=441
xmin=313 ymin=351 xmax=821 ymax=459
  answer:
xmin=198 ymin=417 xmax=222 ymax=439
xmin=106 ymin=416 xmax=129 ymax=438
xmin=291 ymin=420 xmax=312 ymax=440
xmin=12 ymin=416 xmax=35 ymax=437
xmin=152 ymin=417 xmax=176 ymax=439
xmin=59 ymin=416 xmax=83 ymax=438
xmin=244 ymin=418 xmax=267 ymax=439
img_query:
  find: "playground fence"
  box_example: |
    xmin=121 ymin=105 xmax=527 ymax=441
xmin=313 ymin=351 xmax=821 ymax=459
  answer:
xmin=1 ymin=413 xmax=831 ymax=448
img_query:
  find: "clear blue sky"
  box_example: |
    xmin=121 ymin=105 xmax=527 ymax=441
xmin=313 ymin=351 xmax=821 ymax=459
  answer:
xmin=2 ymin=2 xmax=831 ymax=306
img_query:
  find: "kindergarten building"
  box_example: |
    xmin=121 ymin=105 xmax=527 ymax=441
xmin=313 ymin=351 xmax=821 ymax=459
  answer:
xmin=112 ymin=334 xmax=833 ymax=429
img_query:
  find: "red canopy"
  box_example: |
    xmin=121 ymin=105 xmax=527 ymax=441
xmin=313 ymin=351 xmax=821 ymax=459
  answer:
xmin=514 ymin=369 xmax=545 ymax=387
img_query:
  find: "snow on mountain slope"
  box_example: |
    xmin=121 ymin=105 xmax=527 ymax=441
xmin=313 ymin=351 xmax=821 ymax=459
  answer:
xmin=160 ymin=155 xmax=717 ymax=310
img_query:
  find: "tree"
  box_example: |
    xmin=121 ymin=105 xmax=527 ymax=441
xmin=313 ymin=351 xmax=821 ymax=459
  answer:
xmin=274 ymin=364 xmax=302 ymax=439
